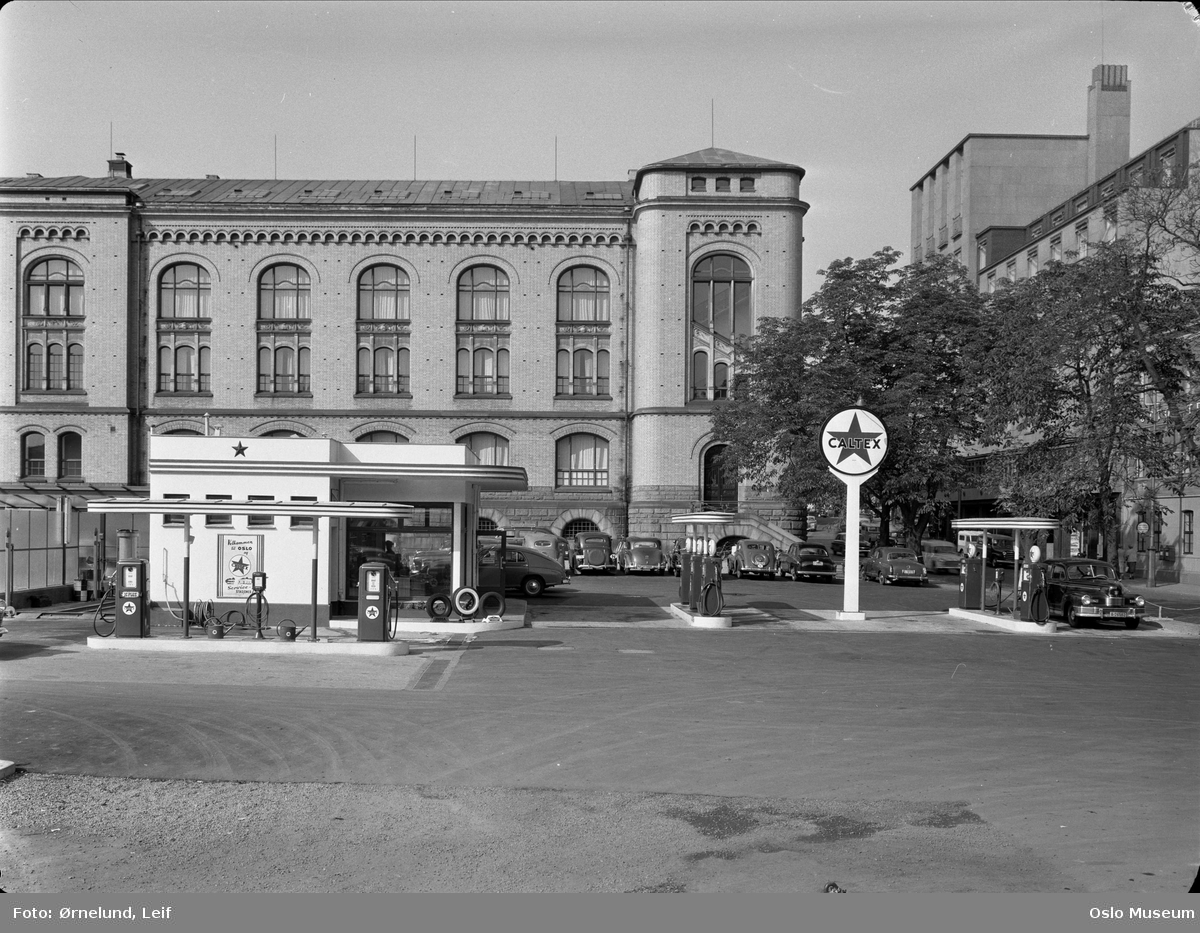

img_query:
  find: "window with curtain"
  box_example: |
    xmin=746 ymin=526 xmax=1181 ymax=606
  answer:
xmin=692 ymin=351 xmax=709 ymax=400
xmin=692 ymin=255 xmax=752 ymax=338
xmin=257 ymin=341 xmax=310 ymax=394
xmin=555 ymin=434 xmax=609 ymax=487
xmin=47 ymin=343 xmax=65 ymax=390
xmin=556 ymin=342 xmax=610 ymax=396
xmin=357 ymin=431 xmax=408 ymax=444
xmin=358 ymin=264 xmax=410 ymax=320
xmin=356 ymin=340 xmax=409 ymax=395
xmin=26 ymin=258 xmax=84 ymax=317
xmin=25 ymin=344 xmax=44 ymax=390
xmin=458 ymin=432 xmax=510 ymax=466
xmin=159 ymin=263 xmax=211 ymax=319
xmin=557 ymin=267 xmax=610 ymax=322
xmin=456 ymin=343 xmax=509 ymax=395
xmin=457 ymin=266 xmax=509 ymax=321
xmin=258 ymin=264 xmax=311 ymax=319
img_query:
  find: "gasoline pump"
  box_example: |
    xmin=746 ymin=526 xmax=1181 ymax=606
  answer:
xmin=358 ymin=560 xmax=391 ymax=641
xmin=114 ymin=557 xmax=148 ymax=638
xmin=1017 ymin=545 xmax=1051 ymax=624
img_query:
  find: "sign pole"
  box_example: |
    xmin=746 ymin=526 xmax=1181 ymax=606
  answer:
xmin=819 ymin=407 xmax=889 ymax=623
xmin=836 ymin=467 xmax=879 ymax=621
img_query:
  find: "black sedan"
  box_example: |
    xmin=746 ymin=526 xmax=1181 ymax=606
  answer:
xmin=1044 ymin=559 xmax=1145 ymax=629
xmin=779 ymin=543 xmax=837 ymax=582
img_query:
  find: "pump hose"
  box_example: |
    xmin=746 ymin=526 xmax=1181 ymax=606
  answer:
xmin=192 ymin=600 xmax=245 ymax=633
xmin=1030 ymin=586 xmax=1051 ymax=625
xmin=243 ymin=593 xmax=270 ymax=630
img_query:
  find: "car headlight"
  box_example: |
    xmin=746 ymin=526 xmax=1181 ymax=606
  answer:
xmin=1080 ymin=596 xmax=1094 ymax=606
xmin=1133 ymin=596 xmax=1145 ymax=607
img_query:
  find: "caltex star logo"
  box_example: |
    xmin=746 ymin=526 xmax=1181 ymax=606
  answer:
xmin=820 ymin=408 xmax=889 ymax=476
xmin=827 ymin=413 xmax=882 ymax=467
xmin=230 ymin=555 xmax=250 ymax=575
xmin=232 ymin=443 xmax=247 ymax=457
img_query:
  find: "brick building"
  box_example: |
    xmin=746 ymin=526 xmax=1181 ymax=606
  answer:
xmin=0 ymin=146 xmax=808 ymax=605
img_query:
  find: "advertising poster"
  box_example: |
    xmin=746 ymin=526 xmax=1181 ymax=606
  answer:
xmin=218 ymin=534 xmax=263 ymax=598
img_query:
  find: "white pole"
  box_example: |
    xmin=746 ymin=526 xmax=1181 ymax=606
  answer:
xmin=834 ymin=468 xmax=877 ymax=621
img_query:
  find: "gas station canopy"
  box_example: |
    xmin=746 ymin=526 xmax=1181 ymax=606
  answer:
xmin=86 ymin=498 xmax=414 ymax=519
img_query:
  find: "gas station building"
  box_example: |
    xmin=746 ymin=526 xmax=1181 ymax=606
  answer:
xmin=132 ymin=434 xmax=527 ymax=624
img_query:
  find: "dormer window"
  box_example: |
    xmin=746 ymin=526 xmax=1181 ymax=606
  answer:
xmin=739 ymin=177 xmax=755 ymax=192
xmin=715 ymin=177 xmax=731 ymax=192
xmin=690 ymin=176 xmax=707 ymax=192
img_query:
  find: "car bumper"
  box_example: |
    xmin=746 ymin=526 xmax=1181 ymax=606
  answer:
xmin=1076 ymin=606 xmax=1143 ymax=620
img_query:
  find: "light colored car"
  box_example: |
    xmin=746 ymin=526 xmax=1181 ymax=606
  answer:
xmin=862 ymin=547 xmax=929 ymax=586
xmin=572 ymin=532 xmax=616 ymax=574
xmin=920 ymin=539 xmax=961 ymax=574
xmin=616 ymin=536 xmax=671 ymax=574
xmin=730 ymin=540 xmax=779 ymax=579
xmin=506 ymin=528 xmax=570 ymax=568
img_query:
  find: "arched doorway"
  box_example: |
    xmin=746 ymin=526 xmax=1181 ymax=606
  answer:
xmin=702 ymin=445 xmax=737 ymax=508
xmin=562 ymin=518 xmax=599 ymax=539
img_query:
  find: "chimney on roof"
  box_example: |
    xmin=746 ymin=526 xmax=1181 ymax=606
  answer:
xmin=107 ymin=152 xmax=133 ymax=179
xmin=205 ymin=174 xmax=220 ymax=180
xmin=25 ymin=173 xmax=43 ymax=178
xmin=1087 ymin=65 xmax=1131 ymax=185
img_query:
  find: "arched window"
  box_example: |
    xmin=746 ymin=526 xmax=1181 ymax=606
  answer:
xmin=478 ymin=516 xmax=500 ymax=532
xmin=457 ymin=266 xmax=509 ymax=321
xmin=692 ymin=255 xmax=752 ymax=338
xmin=159 ymin=263 xmax=211 ymax=318
xmin=458 ymin=432 xmax=510 ymax=466
xmin=258 ymin=264 xmax=310 ymax=319
xmin=562 ymin=518 xmax=600 ymax=538
xmin=21 ymin=432 xmax=45 ymax=478
xmin=713 ymin=362 xmax=729 ymax=400
xmin=175 ymin=346 xmax=195 ymax=392
xmin=702 ymin=444 xmax=737 ymax=506
xmin=47 ymin=343 xmax=65 ymax=391
xmin=692 ymin=351 xmax=709 ymax=400
xmin=26 ymin=259 xmax=84 ymax=317
xmin=358 ymin=265 xmax=410 ymax=320
xmin=25 ymin=344 xmax=44 ymax=390
xmin=357 ymin=431 xmax=408 ymax=444
xmin=260 ymin=429 xmax=304 ymax=438
xmin=67 ymin=343 xmax=83 ymax=390
xmin=58 ymin=432 xmax=82 ymax=479
xmin=557 ymin=267 xmax=610 ymax=322
xmin=556 ymin=434 xmax=609 ymax=487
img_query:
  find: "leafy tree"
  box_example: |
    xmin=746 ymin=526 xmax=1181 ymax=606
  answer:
xmin=975 ymin=237 xmax=1200 ymax=560
xmin=710 ymin=249 xmax=986 ymax=547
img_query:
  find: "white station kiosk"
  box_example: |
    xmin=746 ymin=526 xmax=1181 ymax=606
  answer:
xmin=821 ymin=407 xmax=889 ymax=621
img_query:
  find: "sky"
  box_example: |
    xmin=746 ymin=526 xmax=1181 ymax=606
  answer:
xmin=2 ymin=0 xmax=1198 ymax=299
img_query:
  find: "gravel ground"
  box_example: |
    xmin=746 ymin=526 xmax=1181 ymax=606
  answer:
xmin=1 ymin=771 xmax=1071 ymax=893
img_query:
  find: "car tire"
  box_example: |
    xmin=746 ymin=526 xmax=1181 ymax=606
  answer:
xmin=426 ymin=592 xmax=453 ymax=620
xmin=768 ymin=572 xmax=776 ymax=580
xmin=1064 ymin=602 xmax=1081 ymax=628
xmin=478 ymin=591 xmax=506 ymax=617
xmin=521 ymin=576 xmax=545 ymax=598
xmin=735 ymin=566 xmax=744 ymax=579
xmin=1124 ymin=617 xmax=1139 ymax=630
xmin=451 ymin=586 xmax=481 ymax=619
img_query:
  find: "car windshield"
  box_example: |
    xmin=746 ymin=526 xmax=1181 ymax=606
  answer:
xmin=798 ymin=547 xmax=828 ymax=557
xmin=1066 ymin=563 xmax=1116 ymax=581
xmin=932 ymin=545 xmax=956 ymax=555
xmin=581 ymin=536 xmax=608 ymax=545
xmin=631 ymin=539 xmax=661 ymax=548
xmin=886 ymin=550 xmax=917 ymax=560
xmin=744 ymin=543 xmax=768 ymax=551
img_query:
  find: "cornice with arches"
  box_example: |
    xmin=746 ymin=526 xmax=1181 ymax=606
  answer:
xmin=140 ymin=226 xmax=628 ymax=249
xmin=685 ymin=219 xmax=761 ymax=236
xmin=17 ymin=224 xmax=90 ymax=241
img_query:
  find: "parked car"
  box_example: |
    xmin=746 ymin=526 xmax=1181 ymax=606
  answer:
xmin=477 ymin=544 xmax=571 ymax=598
xmin=1044 ymin=559 xmax=1145 ymax=629
xmin=615 ymin=536 xmax=671 ymax=574
xmin=920 ymin=539 xmax=961 ymax=574
xmin=572 ymin=532 xmax=617 ymax=574
xmin=862 ymin=547 xmax=929 ymax=586
xmin=778 ymin=542 xmax=837 ymax=582
xmin=729 ymin=540 xmax=779 ymax=579
xmin=506 ymin=528 xmax=570 ymax=568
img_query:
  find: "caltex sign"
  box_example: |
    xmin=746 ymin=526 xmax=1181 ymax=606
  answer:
xmin=820 ymin=408 xmax=889 ymax=477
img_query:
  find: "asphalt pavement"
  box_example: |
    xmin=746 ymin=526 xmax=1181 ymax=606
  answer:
xmin=1 ymin=575 xmax=1196 ymax=896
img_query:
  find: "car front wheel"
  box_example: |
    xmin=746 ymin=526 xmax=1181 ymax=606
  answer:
xmin=521 ymin=576 xmax=545 ymax=598
xmin=1124 ymin=617 xmax=1140 ymax=630
xmin=1064 ymin=602 xmax=1080 ymax=628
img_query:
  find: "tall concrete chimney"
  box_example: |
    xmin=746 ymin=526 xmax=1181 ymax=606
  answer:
xmin=1087 ymin=65 xmax=1130 ymax=185
xmin=107 ymin=152 xmax=133 ymax=179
